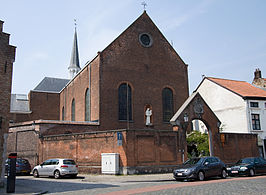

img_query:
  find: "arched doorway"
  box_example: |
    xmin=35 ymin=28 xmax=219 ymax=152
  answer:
xmin=187 ymin=119 xmax=213 ymax=158
xmin=170 ymin=92 xmax=219 ymax=163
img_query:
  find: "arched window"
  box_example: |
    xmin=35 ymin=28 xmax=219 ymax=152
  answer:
xmin=162 ymin=88 xmax=173 ymax=122
xmin=71 ymin=99 xmax=75 ymax=121
xmin=62 ymin=106 xmax=65 ymax=120
xmin=85 ymin=88 xmax=90 ymax=121
xmin=118 ymin=83 xmax=132 ymax=121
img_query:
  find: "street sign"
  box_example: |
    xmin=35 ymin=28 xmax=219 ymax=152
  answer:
xmin=117 ymin=132 xmax=122 ymax=146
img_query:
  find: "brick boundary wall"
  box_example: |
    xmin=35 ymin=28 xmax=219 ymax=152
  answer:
xmin=39 ymin=129 xmax=180 ymax=174
xmin=218 ymin=133 xmax=259 ymax=164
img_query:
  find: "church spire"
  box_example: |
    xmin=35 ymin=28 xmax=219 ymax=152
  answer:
xmin=68 ymin=20 xmax=81 ymax=79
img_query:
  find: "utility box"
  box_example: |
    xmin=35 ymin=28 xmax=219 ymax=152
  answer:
xmin=101 ymin=153 xmax=119 ymax=174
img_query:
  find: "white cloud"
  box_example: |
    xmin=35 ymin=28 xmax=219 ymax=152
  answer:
xmin=165 ymin=0 xmax=214 ymax=31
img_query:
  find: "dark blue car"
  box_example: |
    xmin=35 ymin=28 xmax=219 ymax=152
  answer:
xmin=5 ymin=158 xmax=31 ymax=175
xmin=173 ymin=156 xmax=227 ymax=181
xmin=227 ymin=157 xmax=266 ymax=176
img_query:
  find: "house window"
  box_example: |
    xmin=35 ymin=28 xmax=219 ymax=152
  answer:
xmin=162 ymin=87 xmax=174 ymax=122
xmin=71 ymin=99 xmax=75 ymax=121
xmin=62 ymin=107 xmax=65 ymax=120
xmin=118 ymin=83 xmax=132 ymax=121
xmin=251 ymin=114 xmax=261 ymax=130
xmin=250 ymin=102 xmax=259 ymax=108
xmin=85 ymin=88 xmax=90 ymax=121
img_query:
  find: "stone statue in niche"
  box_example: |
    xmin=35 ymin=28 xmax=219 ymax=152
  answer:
xmin=145 ymin=108 xmax=152 ymax=126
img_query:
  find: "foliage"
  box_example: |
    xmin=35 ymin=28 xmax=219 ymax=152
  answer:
xmin=187 ymin=131 xmax=209 ymax=158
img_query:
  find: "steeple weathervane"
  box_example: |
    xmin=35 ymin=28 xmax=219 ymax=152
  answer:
xmin=141 ymin=1 xmax=147 ymax=11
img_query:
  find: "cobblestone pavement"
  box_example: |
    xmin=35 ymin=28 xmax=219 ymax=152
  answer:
xmin=0 ymin=174 xmax=265 ymax=195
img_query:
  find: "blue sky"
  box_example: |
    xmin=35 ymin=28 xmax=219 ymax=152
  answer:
xmin=2 ymin=0 xmax=266 ymax=95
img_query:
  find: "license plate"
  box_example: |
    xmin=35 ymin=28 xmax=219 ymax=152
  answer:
xmin=231 ymin=171 xmax=238 ymax=173
xmin=177 ymin=173 xmax=182 ymax=176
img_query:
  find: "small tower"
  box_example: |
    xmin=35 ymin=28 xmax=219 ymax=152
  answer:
xmin=68 ymin=22 xmax=81 ymax=79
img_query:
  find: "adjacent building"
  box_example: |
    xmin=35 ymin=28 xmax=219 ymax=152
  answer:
xmin=0 ymin=20 xmax=16 ymax=187
xmin=195 ymin=76 xmax=266 ymax=157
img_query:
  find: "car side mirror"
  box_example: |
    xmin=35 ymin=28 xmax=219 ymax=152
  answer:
xmin=204 ymin=162 xmax=209 ymax=166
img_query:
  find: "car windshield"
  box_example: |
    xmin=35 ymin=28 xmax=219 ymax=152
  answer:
xmin=183 ymin=158 xmax=202 ymax=165
xmin=63 ymin=160 xmax=76 ymax=165
xmin=236 ymin=158 xmax=253 ymax=164
xmin=17 ymin=159 xmax=28 ymax=164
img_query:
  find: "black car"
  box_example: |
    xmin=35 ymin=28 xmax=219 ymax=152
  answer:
xmin=227 ymin=157 xmax=266 ymax=176
xmin=5 ymin=158 xmax=31 ymax=175
xmin=173 ymin=156 xmax=227 ymax=181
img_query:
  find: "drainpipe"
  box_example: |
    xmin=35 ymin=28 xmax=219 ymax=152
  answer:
xmin=246 ymin=100 xmax=252 ymax=132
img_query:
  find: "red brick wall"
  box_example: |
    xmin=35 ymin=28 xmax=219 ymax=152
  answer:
xmin=220 ymin=133 xmax=259 ymax=164
xmin=10 ymin=91 xmax=60 ymax=123
xmin=28 ymin=91 xmax=60 ymax=120
xmin=0 ymin=20 xmax=16 ymax=184
xmin=39 ymin=129 xmax=180 ymax=174
xmin=10 ymin=113 xmax=31 ymax=123
xmin=6 ymin=130 xmax=39 ymax=168
xmin=60 ymin=55 xmax=100 ymax=122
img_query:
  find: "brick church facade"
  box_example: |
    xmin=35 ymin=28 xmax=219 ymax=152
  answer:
xmin=60 ymin=11 xmax=189 ymax=131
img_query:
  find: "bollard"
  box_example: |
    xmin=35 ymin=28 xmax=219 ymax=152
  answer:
xmin=6 ymin=153 xmax=17 ymax=193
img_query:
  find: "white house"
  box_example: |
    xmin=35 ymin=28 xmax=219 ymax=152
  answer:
xmin=195 ymin=77 xmax=266 ymax=158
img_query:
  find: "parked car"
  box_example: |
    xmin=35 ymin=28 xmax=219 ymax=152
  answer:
xmin=32 ymin=158 xmax=78 ymax=179
xmin=227 ymin=157 xmax=266 ymax=176
xmin=5 ymin=158 xmax=31 ymax=175
xmin=173 ymin=156 xmax=227 ymax=181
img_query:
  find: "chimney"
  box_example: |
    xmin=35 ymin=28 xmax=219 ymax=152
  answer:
xmin=254 ymin=68 xmax=262 ymax=79
xmin=0 ymin=20 xmax=4 ymax=32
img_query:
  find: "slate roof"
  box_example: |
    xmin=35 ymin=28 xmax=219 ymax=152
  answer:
xmin=33 ymin=77 xmax=70 ymax=92
xmin=10 ymin=94 xmax=30 ymax=113
xmin=206 ymin=77 xmax=266 ymax=99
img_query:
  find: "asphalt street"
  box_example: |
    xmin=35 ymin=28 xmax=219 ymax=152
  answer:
xmin=0 ymin=174 xmax=265 ymax=195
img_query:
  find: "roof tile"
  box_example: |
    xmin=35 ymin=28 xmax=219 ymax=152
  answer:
xmin=207 ymin=77 xmax=266 ymax=98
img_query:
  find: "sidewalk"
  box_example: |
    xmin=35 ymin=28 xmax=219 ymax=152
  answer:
xmin=0 ymin=173 xmax=173 ymax=195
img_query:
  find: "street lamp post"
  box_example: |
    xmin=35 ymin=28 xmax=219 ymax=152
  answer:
xmin=180 ymin=113 xmax=189 ymax=163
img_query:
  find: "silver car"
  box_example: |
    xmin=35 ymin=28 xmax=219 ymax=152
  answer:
xmin=32 ymin=159 xmax=78 ymax=179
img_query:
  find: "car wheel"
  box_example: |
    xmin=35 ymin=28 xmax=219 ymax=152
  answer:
xmin=198 ymin=171 xmax=205 ymax=181
xmin=54 ymin=170 xmax=61 ymax=179
xmin=221 ymin=169 xmax=227 ymax=179
xmin=249 ymin=169 xmax=255 ymax=177
xmin=33 ymin=170 xmax=39 ymax=178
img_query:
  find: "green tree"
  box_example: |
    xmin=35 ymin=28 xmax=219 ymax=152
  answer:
xmin=187 ymin=131 xmax=209 ymax=158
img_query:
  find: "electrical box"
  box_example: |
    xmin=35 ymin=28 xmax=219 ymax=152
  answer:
xmin=101 ymin=153 xmax=119 ymax=174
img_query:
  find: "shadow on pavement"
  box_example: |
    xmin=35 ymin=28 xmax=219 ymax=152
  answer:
xmin=1 ymin=177 xmax=119 ymax=194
